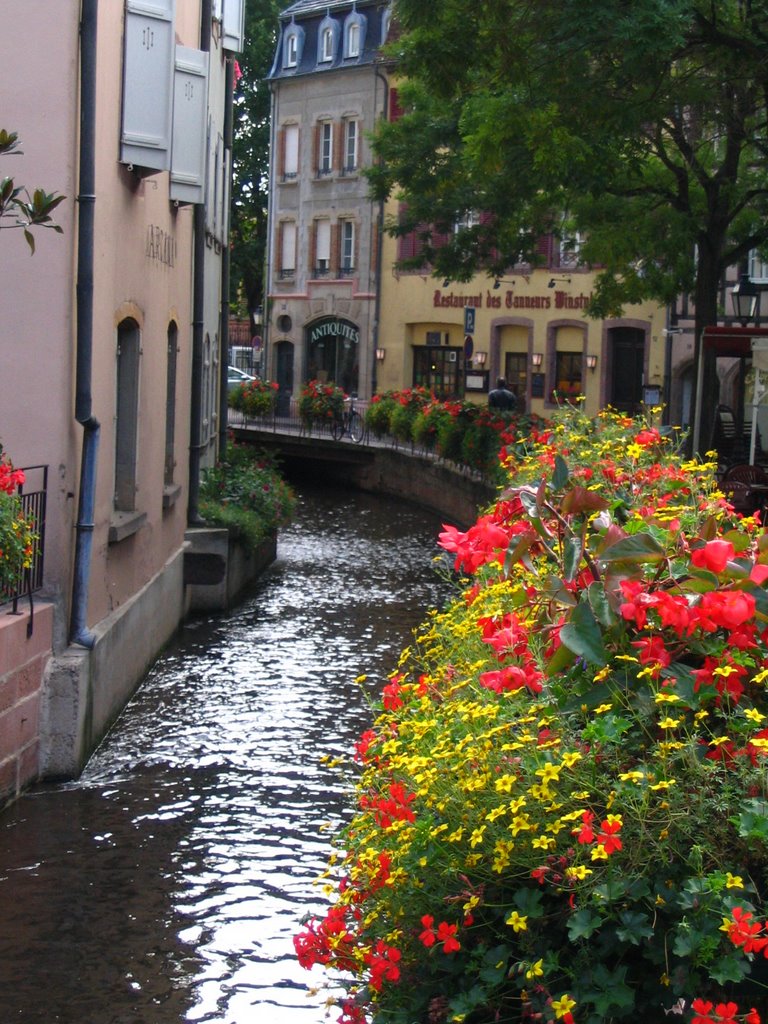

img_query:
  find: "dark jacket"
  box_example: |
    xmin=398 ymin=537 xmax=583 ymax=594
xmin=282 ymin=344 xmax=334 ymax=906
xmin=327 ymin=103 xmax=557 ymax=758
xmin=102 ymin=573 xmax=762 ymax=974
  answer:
xmin=488 ymin=386 xmax=517 ymax=411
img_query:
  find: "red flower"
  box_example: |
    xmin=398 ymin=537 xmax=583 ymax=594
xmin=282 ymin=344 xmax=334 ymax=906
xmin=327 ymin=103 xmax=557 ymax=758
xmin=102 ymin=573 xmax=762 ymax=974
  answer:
xmin=691 ymin=999 xmax=714 ymax=1024
xmin=436 ymin=921 xmax=461 ymax=953
xmin=596 ymin=818 xmax=622 ymax=855
xmin=419 ymin=914 xmax=436 ymax=947
xmin=691 ymin=538 xmax=735 ymax=573
xmin=574 ymin=810 xmax=595 ymax=845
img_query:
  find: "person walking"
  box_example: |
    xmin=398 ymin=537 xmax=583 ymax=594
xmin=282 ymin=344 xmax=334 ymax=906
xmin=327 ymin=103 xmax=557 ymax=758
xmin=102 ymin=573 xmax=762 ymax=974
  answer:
xmin=488 ymin=377 xmax=517 ymax=412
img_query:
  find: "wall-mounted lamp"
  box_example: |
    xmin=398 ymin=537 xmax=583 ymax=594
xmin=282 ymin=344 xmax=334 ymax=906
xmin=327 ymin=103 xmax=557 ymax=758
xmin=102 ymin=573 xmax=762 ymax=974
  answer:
xmin=732 ymin=272 xmax=760 ymax=326
xmin=442 ymin=278 xmax=451 ymax=288
xmin=531 ymin=352 xmax=543 ymax=369
xmin=548 ymin=276 xmax=572 ymax=288
xmin=473 ymin=351 xmax=487 ymax=366
xmin=586 ymin=353 xmax=598 ymax=372
xmin=375 ymin=348 xmax=386 ymax=362
xmin=492 ymin=278 xmax=516 ymax=290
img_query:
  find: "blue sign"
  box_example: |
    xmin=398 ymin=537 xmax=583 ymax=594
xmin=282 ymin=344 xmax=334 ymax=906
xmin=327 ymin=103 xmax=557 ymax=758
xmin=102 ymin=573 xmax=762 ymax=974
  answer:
xmin=464 ymin=307 xmax=476 ymax=334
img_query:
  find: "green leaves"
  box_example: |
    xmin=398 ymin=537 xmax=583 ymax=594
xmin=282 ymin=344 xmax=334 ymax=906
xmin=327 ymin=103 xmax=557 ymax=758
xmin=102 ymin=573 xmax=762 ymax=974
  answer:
xmin=1 ymin=131 xmax=65 ymax=253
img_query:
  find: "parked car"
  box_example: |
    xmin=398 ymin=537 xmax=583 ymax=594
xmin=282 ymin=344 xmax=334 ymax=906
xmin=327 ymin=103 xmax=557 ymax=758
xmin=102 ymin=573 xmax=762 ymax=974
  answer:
xmin=227 ymin=365 xmax=256 ymax=393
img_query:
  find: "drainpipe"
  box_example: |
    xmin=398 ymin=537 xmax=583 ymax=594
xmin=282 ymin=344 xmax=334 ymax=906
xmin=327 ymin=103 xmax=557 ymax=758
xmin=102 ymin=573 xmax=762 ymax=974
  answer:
xmin=219 ymin=49 xmax=234 ymax=459
xmin=188 ymin=0 xmax=213 ymax=524
xmin=371 ymin=65 xmax=389 ymax=397
xmin=69 ymin=0 xmax=100 ymax=649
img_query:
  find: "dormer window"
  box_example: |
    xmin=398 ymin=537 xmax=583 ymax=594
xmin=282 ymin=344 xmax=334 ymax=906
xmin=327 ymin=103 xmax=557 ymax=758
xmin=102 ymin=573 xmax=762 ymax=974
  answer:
xmin=382 ymin=5 xmax=392 ymax=43
xmin=321 ymin=26 xmax=334 ymax=62
xmin=344 ymin=11 xmax=367 ymax=59
xmin=317 ymin=16 xmax=338 ymax=65
xmin=282 ymin=23 xmax=304 ymax=68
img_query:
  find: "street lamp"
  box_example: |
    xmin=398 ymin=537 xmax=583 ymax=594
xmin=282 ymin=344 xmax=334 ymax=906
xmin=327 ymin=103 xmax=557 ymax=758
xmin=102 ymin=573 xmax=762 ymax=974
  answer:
xmin=732 ymin=273 xmax=759 ymax=326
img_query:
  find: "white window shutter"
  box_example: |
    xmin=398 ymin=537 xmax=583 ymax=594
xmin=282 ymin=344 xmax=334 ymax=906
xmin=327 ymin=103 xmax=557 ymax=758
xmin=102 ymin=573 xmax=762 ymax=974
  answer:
xmin=121 ymin=0 xmax=176 ymax=172
xmin=285 ymin=124 xmax=299 ymax=176
xmin=222 ymin=0 xmax=245 ymax=52
xmin=170 ymin=46 xmax=209 ymax=204
xmin=317 ymin=220 xmax=331 ymax=261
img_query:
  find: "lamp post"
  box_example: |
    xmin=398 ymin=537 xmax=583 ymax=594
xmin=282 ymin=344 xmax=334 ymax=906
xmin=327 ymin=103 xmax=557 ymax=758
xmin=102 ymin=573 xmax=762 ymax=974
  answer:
xmin=732 ymin=273 xmax=759 ymax=327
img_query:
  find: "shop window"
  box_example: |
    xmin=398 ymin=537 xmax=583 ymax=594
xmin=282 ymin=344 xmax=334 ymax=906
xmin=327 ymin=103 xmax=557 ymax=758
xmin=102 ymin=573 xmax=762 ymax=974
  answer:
xmin=413 ymin=346 xmax=461 ymax=399
xmin=552 ymin=351 xmax=583 ymax=402
xmin=115 ymin=319 xmax=141 ymax=512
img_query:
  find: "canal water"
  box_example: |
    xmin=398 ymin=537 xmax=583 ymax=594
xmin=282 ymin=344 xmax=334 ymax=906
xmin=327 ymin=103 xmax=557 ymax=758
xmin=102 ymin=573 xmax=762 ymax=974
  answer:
xmin=0 ymin=484 xmax=454 ymax=1024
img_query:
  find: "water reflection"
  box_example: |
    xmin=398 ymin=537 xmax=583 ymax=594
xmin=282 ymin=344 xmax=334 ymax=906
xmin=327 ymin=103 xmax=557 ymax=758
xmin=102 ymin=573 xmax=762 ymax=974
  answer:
xmin=0 ymin=485 xmax=453 ymax=1023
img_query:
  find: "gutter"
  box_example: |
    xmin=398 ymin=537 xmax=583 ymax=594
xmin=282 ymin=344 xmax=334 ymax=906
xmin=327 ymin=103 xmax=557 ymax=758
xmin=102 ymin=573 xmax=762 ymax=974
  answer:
xmin=188 ymin=0 xmax=213 ymax=523
xmin=69 ymin=0 xmax=100 ymax=649
xmin=219 ymin=50 xmax=234 ymax=459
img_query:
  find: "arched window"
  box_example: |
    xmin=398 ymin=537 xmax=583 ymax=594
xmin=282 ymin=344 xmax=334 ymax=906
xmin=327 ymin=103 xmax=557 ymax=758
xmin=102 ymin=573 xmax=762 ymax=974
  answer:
xmin=165 ymin=322 xmax=178 ymax=486
xmin=115 ymin=318 xmax=141 ymax=512
xmin=317 ymin=16 xmax=339 ymax=64
xmin=344 ymin=11 xmax=367 ymax=58
xmin=283 ymin=23 xmax=304 ymax=68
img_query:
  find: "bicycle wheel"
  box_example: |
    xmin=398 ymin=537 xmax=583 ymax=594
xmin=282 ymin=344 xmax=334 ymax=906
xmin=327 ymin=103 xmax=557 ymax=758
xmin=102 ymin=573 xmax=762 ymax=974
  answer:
xmin=331 ymin=415 xmax=344 ymax=440
xmin=349 ymin=411 xmax=364 ymax=443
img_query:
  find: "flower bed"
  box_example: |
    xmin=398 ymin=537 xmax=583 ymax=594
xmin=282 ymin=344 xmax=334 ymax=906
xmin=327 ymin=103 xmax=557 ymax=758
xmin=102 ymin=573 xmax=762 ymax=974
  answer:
xmin=295 ymin=407 xmax=768 ymax=1024
xmin=299 ymin=380 xmax=346 ymax=431
xmin=228 ymin=377 xmax=278 ymax=418
xmin=199 ymin=441 xmax=295 ymax=550
xmin=0 ymin=450 xmax=35 ymax=597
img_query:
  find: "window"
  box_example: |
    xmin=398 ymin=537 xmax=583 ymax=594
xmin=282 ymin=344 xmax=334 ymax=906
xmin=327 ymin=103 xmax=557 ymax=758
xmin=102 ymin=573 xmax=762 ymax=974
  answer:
xmin=749 ymin=249 xmax=768 ymax=283
xmin=315 ymin=220 xmax=331 ymax=275
xmin=553 ymin=351 xmax=583 ymax=402
xmin=454 ymin=210 xmax=480 ymax=233
xmin=346 ymin=21 xmax=360 ymax=57
xmin=559 ymin=231 xmax=583 ymax=268
xmin=343 ymin=119 xmax=358 ymax=173
xmin=202 ymin=334 xmax=212 ymax=440
xmin=413 ymin=346 xmax=462 ymax=399
xmin=283 ymin=26 xmax=304 ymax=68
xmin=280 ymin=221 xmax=297 ymax=278
xmin=115 ymin=319 xmax=141 ymax=512
xmin=320 ymin=26 xmax=334 ymax=62
xmin=504 ymin=352 xmax=528 ymax=407
xmin=340 ymin=220 xmax=355 ymax=274
xmin=165 ymin=323 xmax=178 ymax=487
xmin=318 ymin=121 xmax=333 ymax=175
xmin=283 ymin=123 xmax=299 ymax=180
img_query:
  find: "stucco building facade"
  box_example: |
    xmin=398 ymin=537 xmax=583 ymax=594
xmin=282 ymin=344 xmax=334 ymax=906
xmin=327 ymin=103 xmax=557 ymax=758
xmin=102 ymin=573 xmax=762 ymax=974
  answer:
xmin=0 ymin=0 xmax=243 ymax=805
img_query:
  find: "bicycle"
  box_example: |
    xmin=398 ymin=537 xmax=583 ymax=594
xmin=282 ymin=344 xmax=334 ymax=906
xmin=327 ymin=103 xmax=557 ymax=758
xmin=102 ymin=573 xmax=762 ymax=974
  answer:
xmin=331 ymin=395 xmax=365 ymax=443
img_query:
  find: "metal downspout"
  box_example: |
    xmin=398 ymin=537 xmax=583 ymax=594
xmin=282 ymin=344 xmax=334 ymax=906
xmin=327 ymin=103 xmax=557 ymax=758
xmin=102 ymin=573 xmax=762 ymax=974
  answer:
xmin=219 ymin=52 xmax=234 ymax=459
xmin=69 ymin=0 xmax=100 ymax=649
xmin=371 ymin=65 xmax=389 ymax=397
xmin=188 ymin=0 xmax=213 ymax=524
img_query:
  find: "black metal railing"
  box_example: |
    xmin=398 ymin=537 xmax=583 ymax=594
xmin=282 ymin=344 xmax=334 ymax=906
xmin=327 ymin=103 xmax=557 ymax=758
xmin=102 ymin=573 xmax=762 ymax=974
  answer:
xmin=2 ymin=464 xmax=48 ymax=631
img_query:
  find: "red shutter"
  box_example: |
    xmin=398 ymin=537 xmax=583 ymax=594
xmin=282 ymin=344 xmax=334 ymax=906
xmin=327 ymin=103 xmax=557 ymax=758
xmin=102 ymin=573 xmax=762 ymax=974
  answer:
xmin=277 ymin=127 xmax=285 ymax=180
xmin=535 ymin=233 xmax=554 ymax=267
xmin=389 ymin=87 xmax=405 ymax=122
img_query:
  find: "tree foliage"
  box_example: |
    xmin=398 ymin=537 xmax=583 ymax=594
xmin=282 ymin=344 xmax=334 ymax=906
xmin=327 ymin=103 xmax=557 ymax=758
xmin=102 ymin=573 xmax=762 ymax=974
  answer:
xmin=370 ymin=0 xmax=768 ymax=444
xmin=230 ymin=0 xmax=281 ymax=323
xmin=0 ymin=129 xmax=64 ymax=254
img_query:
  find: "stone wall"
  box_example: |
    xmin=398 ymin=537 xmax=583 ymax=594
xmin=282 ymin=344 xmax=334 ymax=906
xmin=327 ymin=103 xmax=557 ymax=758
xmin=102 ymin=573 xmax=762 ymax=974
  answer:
xmin=0 ymin=603 xmax=54 ymax=808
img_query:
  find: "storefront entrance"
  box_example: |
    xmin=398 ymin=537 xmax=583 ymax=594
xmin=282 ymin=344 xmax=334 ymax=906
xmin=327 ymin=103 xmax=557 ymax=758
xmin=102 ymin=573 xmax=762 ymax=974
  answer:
xmin=306 ymin=317 xmax=360 ymax=394
xmin=609 ymin=327 xmax=646 ymax=414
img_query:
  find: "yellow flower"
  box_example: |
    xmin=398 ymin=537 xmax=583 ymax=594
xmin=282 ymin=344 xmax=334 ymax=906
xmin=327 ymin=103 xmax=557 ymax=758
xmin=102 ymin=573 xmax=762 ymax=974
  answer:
xmin=565 ymin=865 xmax=592 ymax=880
xmin=525 ymin=959 xmax=544 ymax=980
xmin=591 ymin=845 xmax=609 ymax=861
xmin=594 ymin=703 xmax=613 ymax=714
xmin=619 ymin=770 xmax=645 ymax=783
xmin=745 ymin=708 xmax=767 ymax=723
xmin=654 ymin=691 xmax=681 ymax=703
xmin=470 ymin=826 xmax=486 ymax=848
xmin=552 ymin=994 xmax=577 ymax=1019
xmin=650 ymin=779 xmax=676 ymax=791
xmin=505 ymin=911 xmax=528 ymax=932
xmin=725 ymin=872 xmax=744 ymax=889
xmin=658 ymin=716 xmax=681 ymax=729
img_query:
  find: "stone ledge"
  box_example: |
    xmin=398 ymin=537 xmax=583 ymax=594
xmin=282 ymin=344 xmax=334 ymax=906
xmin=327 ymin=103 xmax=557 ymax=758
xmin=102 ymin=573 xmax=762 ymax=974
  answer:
xmin=108 ymin=510 xmax=147 ymax=544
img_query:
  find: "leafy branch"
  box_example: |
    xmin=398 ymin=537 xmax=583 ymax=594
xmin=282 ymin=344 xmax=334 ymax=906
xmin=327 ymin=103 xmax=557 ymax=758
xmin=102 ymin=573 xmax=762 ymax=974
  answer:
xmin=0 ymin=128 xmax=65 ymax=254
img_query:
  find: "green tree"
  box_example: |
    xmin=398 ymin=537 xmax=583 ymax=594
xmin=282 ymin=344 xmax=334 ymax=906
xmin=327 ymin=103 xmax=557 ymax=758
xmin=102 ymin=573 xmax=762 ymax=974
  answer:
xmin=369 ymin=0 xmax=768 ymax=448
xmin=230 ymin=0 xmax=281 ymax=324
xmin=0 ymin=129 xmax=64 ymax=253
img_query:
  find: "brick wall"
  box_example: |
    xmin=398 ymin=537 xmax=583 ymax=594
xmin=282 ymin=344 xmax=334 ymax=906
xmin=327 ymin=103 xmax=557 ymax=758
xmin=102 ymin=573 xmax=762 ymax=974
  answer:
xmin=0 ymin=603 xmax=53 ymax=808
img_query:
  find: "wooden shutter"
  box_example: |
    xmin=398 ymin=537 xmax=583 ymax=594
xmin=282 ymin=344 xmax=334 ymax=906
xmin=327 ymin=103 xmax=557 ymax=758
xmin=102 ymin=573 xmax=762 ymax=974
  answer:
xmin=121 ymin=0 xmax=176 ymax=172
xmin=222 ymin=0 xmax=245 ymax=52
xmin=170 ymin=46 xmax=209 ymax=204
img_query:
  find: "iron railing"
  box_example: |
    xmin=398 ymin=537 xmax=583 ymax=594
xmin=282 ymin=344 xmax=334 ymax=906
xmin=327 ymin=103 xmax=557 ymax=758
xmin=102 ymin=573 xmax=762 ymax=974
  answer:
xmin=2 ymin=464 xmax=47 ymax=631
